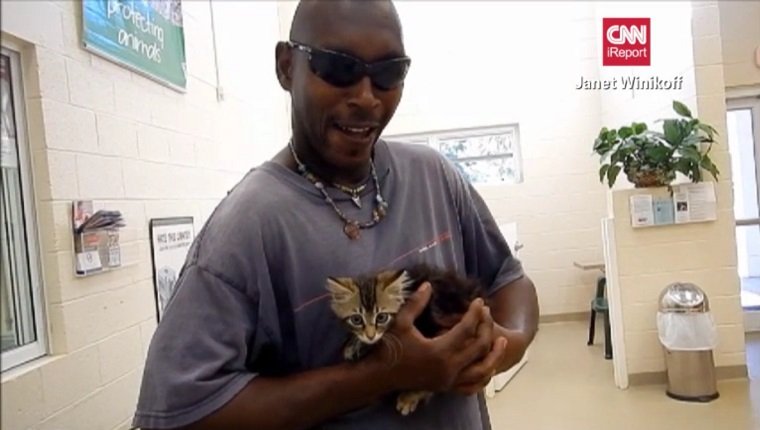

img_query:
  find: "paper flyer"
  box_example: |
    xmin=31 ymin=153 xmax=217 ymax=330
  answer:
xmin=673 ymin=183 xmax=717 ymax=224
xmin=630 ymin=194 xmax=654 ymax=227
xmin=653 ymin=196 xmax=675 ymax=225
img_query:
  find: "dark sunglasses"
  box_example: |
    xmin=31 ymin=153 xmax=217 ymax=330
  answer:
xmin=287 ymin=41 xmax=411 ymax=91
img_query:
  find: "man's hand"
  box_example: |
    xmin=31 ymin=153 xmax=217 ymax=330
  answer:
xmin=452 ymin=325 xmax=530 ymax=395
xmin=369 ymin=283 xmax=494 ymax=393
xmin=451 ymin=332 xmax=507 ymax=395
xmin=453 ymin=275 xmax=539 ymax=395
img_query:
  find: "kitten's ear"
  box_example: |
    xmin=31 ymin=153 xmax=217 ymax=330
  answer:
xmin=381 ymin=270 xmax=412 ymax=298
xmin=326 ymin=277 xmax=357 ymax=303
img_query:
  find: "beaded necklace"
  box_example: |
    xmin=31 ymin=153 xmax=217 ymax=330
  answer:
xmin=288 ymin=139 xmax=389 ymax=240
xmin=332 ymin=181 xmax=367 ymax=208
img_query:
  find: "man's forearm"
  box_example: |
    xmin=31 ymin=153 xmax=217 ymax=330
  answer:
xmin=490 ymin=275 xmax=539 ymax=371
xmin=185 ymin=356 xmax=394 ymax=430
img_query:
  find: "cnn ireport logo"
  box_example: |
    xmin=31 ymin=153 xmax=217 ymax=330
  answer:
xmin=603 ymin=18 xmax=650 ymax=66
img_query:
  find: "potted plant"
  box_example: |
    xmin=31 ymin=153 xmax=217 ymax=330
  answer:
xmin=593 ymin=100 xmax=720 ymax=188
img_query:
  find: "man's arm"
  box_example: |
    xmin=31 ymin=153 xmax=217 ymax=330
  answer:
xmin=450 ymin=275 xmax=539 ymax=394
xmin=489 ymin=275 xmax=539 ymax=372
xmin=182 ymin=357 xmax=395 ymax=430
xmin=433 ymin=150 xmax=540 ymax=393
xmin=171 ymin=285 xmax=497 ymax=430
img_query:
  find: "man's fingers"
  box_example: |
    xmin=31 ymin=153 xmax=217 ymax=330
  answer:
xmin=456 ymin=337 xmax=507 ymax=385
xmin=477 ymin=337 xmax=507 ymax=379
xmin=455 ymin=306 xmax=495 ymax=365
xmin=454 ymin=337 xmax=508 ymax=394
xmin=440 ymin=298 xmax=485 ymax=345
xmin=395 ymin=282 xmax=432 ymax=328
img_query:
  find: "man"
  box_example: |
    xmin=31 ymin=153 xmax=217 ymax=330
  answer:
xmin=132 ymin=1 xmax=538 ymax=429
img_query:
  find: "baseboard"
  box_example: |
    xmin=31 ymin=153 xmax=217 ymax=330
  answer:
xmin=629 ymin=365 xmax=749 ymax=386
xmin=717 ymin=365 xmax=750 ymax=380
xmin=539 ymin=312 xmax=588 ymax=324
xmin=628 ymin=371 xmax=666 ymax=386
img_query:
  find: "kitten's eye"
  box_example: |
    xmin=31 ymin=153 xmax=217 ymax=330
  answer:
xmin=375 ymin=313 xmax=390 ymax=325
xmin=348 ymin=315 xmax=364 ymax=327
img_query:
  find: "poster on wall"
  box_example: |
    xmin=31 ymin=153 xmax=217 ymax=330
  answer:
xmin=82 ymin=0 xmax=187 ymax=91
xmin=149 ymin=217 xmax=194 ymax=321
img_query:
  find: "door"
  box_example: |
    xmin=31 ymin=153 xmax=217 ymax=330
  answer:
xmin=726 ymin=96 xmax=760 ymax=330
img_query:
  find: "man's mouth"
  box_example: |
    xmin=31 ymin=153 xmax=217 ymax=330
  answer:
xmin=333 ymin=122 xmax=377 ymax=139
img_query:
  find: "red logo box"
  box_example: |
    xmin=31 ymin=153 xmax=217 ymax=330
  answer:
xmin=603 ymin=18 xmax=650 ymax=66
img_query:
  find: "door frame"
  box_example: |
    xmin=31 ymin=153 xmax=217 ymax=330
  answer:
xmin=726 ymin=92 xmax=760 ymax=332
xmin=602 ymin=217 xmax=629 ymax=389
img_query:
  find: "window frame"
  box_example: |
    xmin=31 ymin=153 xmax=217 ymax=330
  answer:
xmin=1 ymin=44 xmax=48 ymax=372
xmin=384 ymin=124 xmax=524 ymax=185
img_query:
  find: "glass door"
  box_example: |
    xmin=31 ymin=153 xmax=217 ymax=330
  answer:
xmin=726 ymin=96 xmax=760 ymax=316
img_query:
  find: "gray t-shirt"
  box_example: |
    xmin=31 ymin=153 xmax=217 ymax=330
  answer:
xmin=132 ymin=140 xmax=524 ymax=429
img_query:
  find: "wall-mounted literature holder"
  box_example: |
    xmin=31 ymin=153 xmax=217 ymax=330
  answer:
xmin=72 ymin=200 xmax=127 ymax=277
xmin=629 ymin=182 xmax=718 ymax=228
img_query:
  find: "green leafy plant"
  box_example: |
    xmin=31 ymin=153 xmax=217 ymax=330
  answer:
xmin=593 ymin=100 xmax=720 ymax=188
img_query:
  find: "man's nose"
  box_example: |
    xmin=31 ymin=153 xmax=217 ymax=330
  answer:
xmin=347 ymin=76 xmax=381 ymax=110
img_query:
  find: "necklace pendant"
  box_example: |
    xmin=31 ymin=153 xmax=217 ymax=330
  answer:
xmin=351 ymin=195 xmax=362 ymax=208
xmin=343 ymin=221 xmax=361 ymax=240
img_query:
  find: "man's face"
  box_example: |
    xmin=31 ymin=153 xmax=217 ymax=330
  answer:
xmin=283 ymin=12 xmax=406 ymax=172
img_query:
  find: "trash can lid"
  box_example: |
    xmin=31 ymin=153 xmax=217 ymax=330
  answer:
xmin=658 ymin=282 xmax=709 ymax=313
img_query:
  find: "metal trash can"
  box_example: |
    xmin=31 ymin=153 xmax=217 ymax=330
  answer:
xmin=657 ymin=282 xmax=719 ymax=402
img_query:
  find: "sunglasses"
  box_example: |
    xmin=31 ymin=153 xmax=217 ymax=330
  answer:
xmin=287 ymin=41 xmax=411 ymax=91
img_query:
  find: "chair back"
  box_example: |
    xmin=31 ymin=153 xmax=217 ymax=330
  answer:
xmin=595 ymin=276 xmax=607 ymax=299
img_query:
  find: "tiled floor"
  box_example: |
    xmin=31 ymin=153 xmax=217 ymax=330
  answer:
xmin=487 ymin=322 xmax=759 ymax=430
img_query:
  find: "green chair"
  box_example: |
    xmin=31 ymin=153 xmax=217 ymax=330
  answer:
xmin=587 ymin=276 xmax=612 ymax=359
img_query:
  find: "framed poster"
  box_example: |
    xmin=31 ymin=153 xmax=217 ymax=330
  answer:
xmin=149 ymin=217 xmax=194 ymax=321
xmin=82 ymin=0 xmax=187 ymax=91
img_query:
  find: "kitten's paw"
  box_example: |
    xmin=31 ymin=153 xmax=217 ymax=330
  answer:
xmin=396 ymin=391 xmax=431 ymax=416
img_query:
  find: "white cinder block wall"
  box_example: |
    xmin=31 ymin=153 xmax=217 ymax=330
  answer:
xmin=388 ymin=1 xmax=609 ymax=317
xmin=718 ymin=1 xmax=760 ymax=89
xmin=596 ymin=1 xmax=699 ymax=144
xmin=269 ymin=1 xmax=609 ymax=317
xmin=0 ymin=1 xmax=288 ymax=429
xmin=1 ymin=1 xmax=752 ymax=428
xmin=603 ymin=1 xmax=746 ymax=379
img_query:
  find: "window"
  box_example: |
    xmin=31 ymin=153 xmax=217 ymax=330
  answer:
xmin=1 ymin=46 xmax=47 ymax=371
xmin=386 ymin=125 xmax=523 ymax=185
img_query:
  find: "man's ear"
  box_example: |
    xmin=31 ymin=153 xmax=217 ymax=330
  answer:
xmin=275 ymin=41 xmax=293 ymax=92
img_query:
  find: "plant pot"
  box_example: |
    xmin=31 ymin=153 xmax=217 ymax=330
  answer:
xmin=626 ymin=167 xmax=674 ymax=188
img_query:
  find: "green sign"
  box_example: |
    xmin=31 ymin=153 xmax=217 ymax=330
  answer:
xmin=83 ymin=0 xmax=187 ymax=90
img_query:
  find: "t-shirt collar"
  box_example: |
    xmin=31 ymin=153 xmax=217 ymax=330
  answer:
xmin=260 ymin=138 xmax=392 ymax=199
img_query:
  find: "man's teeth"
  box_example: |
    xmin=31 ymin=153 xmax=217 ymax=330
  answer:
xmin=338 ymin=124 xmax=371 ymax=133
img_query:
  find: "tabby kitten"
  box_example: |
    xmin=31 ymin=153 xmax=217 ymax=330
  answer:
xmin=326 ymin=263 xmax=486 ymax=415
